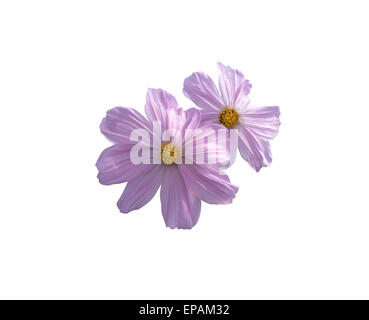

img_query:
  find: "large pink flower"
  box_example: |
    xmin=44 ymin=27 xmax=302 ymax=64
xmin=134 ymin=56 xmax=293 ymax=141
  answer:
xmin=183 ymin=62 xmax=280 ymax=172
xmin=96 ymin=89 xmax=238 ymax=229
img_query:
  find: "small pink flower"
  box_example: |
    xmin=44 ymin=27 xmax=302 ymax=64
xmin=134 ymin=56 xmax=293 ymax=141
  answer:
xmin=183 ymin=62 xmax=280 ymax=172
xmin=96 ymin=89 xmax=238 ymax=229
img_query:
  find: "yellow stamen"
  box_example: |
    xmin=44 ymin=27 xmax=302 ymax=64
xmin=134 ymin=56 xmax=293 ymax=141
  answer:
xmin=161 ymin=143 xmax=180 ymax=165
xmin=218 ymin=108 xmax=239 ymax=128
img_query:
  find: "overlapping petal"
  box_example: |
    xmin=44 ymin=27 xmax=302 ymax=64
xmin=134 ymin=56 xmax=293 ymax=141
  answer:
xmin=217 ymin=62 xmax=252 ymax=108
xmin=233 ymin=81 xmax=251 ymax=113
xmin=179 ymin=164 xmax=238 ymax=204
xmin=160 ymin=165 xmax=201 ymax=229
xmin=183 ymin=72 xmax=224 ymax=112
xmin=182 ymin=123 xmax=230 ymax=165
xmin=183 ymin=108 xmax=202 ymax=131
xmin=165 ymin=107 xmax=186 ymax=133
xmin=198 ymin=110 xmax=219 ymax=126
xmin=145 ymin=88 xmax=179 ymax=131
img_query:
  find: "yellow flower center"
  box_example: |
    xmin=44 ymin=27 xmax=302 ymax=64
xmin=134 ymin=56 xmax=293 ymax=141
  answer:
xmin=161 ymin=143 xmax=180 ymax=165
xmin=218 ymin=108 xmax=239 ymax=128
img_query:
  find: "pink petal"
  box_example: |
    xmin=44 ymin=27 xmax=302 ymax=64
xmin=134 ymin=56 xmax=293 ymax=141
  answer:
xmin=145 ymin=88 xmax=179 ymax=131
xmin=217 ymin=62 xmax=252 ymax=108
xmin=183 ymin=108 xmax=201 ymax=131
xmin=238 ymin=126 xmax=273 ymax=172
xmin=100 ymin=107 xmax=152 ymax=144
xmin=199 ymin=110 xmax=219 ymax=126
xmin=117 ymin=165 xmax=164 ymax=213
xmin=241 ymin=106 xmax=281 ymax=140
xmin=178 ymin=164 xmax=238 ymax=204
xmin=182 ymin=123 xmax=230 ymax=165
xmin=96 ymin=143 xmax=153 ymax=185
xmin=160 ymin=107 xmax=187 ymax=147
xmin=183 ymin=72 xmax=224 ymax=112
xmin=165 ymin=107 xmax=186 ymax=133
xmin=237 ymin=106 xmax=280 ymax=171
xmin=233 ymin=81 xmax=251 ymax=113
xmin=160 ymin=166 xmax=201 ymax=229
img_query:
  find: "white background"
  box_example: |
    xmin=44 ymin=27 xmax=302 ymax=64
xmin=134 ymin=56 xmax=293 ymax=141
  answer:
xmin=0 ymin=0 xmax=368 ymax=299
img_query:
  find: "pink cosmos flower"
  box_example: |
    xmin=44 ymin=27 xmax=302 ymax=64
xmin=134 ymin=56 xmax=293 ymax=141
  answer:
xmin=183 ymin=62 xmax=280 ymax=172
xmin=96 ymin=88 xmax=238 ymax=229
